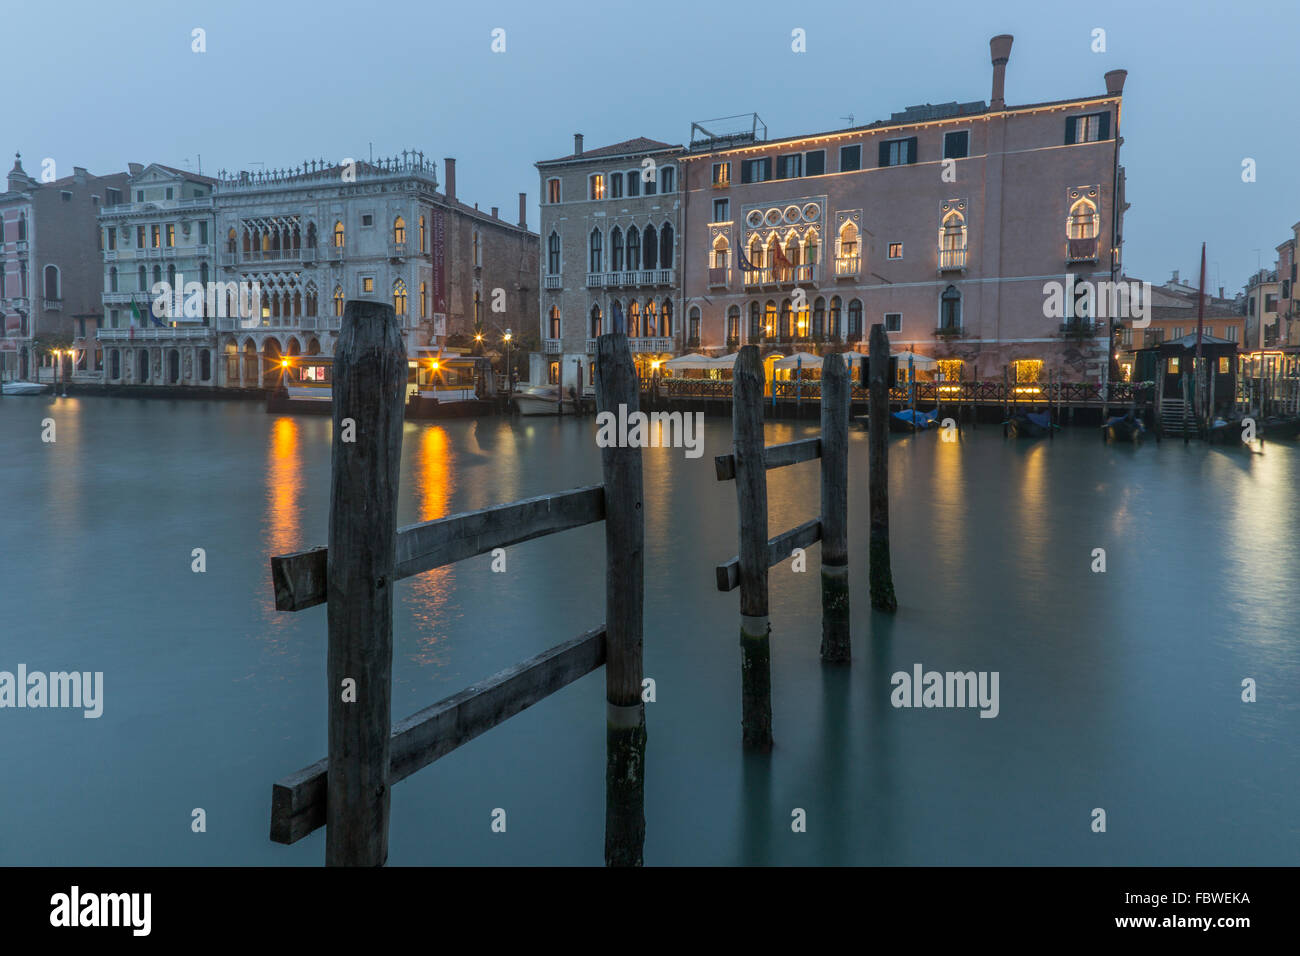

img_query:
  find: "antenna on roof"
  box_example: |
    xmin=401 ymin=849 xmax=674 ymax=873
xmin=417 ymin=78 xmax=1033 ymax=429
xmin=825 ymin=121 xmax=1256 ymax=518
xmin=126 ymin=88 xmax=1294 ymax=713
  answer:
xmin=841 ymin=113 xmax=855 ymax=126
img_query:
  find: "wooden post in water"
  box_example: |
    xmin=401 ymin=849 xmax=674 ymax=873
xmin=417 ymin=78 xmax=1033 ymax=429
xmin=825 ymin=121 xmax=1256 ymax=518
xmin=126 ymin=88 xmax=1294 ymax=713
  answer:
xmin=326 ymin=299 xmax=407 ymax=866
xmin=731 ymin=346 xmax=773 ymax=751
xmin=1182 ymin=370 xmax=1191 ymax=445
xmin=819 ymin=351 xmax=850 ymax=662
xmin=867 ymin=325 xmax=898 ymax=612
xmin=594 ymin=333 xmax=646 ymax=866
xmin=1002 ymin=364 xmax=1010 ymax=436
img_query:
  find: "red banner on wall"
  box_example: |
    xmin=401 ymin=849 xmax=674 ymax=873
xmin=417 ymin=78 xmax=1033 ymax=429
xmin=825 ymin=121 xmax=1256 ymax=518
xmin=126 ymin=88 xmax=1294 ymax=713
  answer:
xmin=432 ymin=209 xmax=447 ymax=315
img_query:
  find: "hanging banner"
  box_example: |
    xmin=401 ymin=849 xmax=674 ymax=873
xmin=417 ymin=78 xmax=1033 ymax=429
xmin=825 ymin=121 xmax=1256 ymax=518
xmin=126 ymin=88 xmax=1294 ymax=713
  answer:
xmin=432 ymin=208 xmax=447 ymax=316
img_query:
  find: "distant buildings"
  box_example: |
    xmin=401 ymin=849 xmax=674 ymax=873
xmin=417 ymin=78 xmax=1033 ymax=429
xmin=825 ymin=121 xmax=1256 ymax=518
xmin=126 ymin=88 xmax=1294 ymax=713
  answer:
xmin=0 ymin=153 xmax=129 ymax=383
xmin=1114 ymin=276 xmax=1244 ymax=381
xmin=533 ymin=34 xmax=1130 ymax=386
xmin=534 ymin=135 xmax=683 ymax=387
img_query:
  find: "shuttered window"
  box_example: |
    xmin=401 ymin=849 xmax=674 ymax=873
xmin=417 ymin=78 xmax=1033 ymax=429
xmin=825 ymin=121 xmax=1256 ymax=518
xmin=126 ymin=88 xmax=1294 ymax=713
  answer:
xmin=878 ymin=137 xmax=918 ymax=167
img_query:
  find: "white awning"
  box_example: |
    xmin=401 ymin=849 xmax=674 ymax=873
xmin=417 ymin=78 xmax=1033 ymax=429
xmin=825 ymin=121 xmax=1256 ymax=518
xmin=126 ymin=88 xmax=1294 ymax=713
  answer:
xmin=662 ymin=353 xmax=717 ymax=371
xmin=772 ymin=351 xmax=822 ymax=370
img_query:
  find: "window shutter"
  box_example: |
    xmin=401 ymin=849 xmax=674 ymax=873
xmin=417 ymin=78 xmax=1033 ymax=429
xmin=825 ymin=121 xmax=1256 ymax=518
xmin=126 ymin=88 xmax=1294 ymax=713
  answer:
xmin=907 ymin=137 xmax=918 ymax=164
xmin=878 ymin=141 xmax=890 ymax=167
xmin=1097 ymin=111 xmax=1111 ymax=140
xmin=1065 ymin=116 xmax=1078 ymax=145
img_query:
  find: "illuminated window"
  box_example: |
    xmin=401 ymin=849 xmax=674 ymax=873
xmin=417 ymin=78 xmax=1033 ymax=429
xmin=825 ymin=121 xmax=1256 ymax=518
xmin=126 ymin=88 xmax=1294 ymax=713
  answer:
xmin=804 ymin=227 xmax=819 ymax=265
xmin=547 ymin=178 xmax=561 ymax=203
xmin=333 ymin=287 xmax=344 ymax=317
xmin=393 ymin=280 xmax=407 ymax=315
xmin=333 ymin=221 xmax=345 ymax=247
xmin=419 ymin=281 xmax=427 ymax=318
xmin=393 ymin=217 xmax=406 ymax=244
xmin=165 ymin=223 xmax=175 ymax=247
xmin=1013 ymin=359 xmax=1043 ymax=383
xmin=590 ymin=174 xmax=605 ymax=200
xmin=419 ymin=215 xmax=426 ymax=251
xmin=1068 ymin=198 xmax=1098 ymax=239
xmin=590 ymin=304 xmax=603 ymax=337
xmin=628 ymin=301 xmax=641 ymax=337
xmin=723 ymin=305 xmax=737 ymax=342
xmin=549 ymin=305 xmax=561 ymax=338
xmin=548 ymin=362 xmax=559 ymax=384
xmin=940 ymin=211 xmax=966 ymax=269
xmin=838 ymin=222 xmax=860 ymax=259
xmin=1169 ymin=357 xmax=1180 ymax=374
xmin=645 ymin=300 xmax=657 ymax=337
xmin=711 ymin=235 xmax=730 ymax=269
xmin=362 ymin=276 xmax=374 ymax=293
xmin=888 ymin=242 xmax=903 ymax=259
xmin=712 ymin=162 xmax=731 ymax=186
xmin=1067 ymin=112 xmax=1110 ymax=144
xmin=937 ymin=358 xmax=963 ymax=381
xmin=1218 ymin=356 xmax=1229 ymax=374
xmin=151 ymin=224 xmax=161 ymax=248
xmin=764 ymin=300 xmax=777 ymax=337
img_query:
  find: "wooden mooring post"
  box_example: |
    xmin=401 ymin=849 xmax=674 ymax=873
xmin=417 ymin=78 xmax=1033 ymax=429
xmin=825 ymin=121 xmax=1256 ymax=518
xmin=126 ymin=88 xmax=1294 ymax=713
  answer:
xmin=266 ymin=316 xmax=647 ymax=866
xmin=819 ymin=352 xmax=850 ymax=662
xmin=868 ymin=325 xmax=898 ymax=612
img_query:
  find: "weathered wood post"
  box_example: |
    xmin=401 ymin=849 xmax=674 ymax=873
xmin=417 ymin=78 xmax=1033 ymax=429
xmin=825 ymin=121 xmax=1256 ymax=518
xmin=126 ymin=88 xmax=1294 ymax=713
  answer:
xmin=595 ymin=332 xmax=647 ymax=866
xmin=1182 ymin=370 xmax=1191 ymax=445
xmin=868 ymin=325 xmax=898 ymax=613
xmin=326 ymin=299 xmax=406 ymax=866
xmin=732 ymin=345 xmax=773 ymax=751
xmin=819 ymin=351 xmax=850 ymax=662
xmin=1002 ymin=364 xmax=1010 ymax=436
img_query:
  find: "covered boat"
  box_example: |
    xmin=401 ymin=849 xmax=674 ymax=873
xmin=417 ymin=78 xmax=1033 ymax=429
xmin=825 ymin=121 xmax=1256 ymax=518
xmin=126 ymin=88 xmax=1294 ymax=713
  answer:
xmin=1007 ymin=410 xmax=1053 ymax=439
xmin=1 ymin=381 xmax=49 ymax=395
xmin=889 ymin=408 xmax=939 ymax=433
xmin=1103 ymin=412 xmax=1146 ymax=443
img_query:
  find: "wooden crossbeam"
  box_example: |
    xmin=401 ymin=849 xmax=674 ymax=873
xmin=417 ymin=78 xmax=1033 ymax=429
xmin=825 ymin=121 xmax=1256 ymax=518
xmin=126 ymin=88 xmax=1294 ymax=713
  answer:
xmin=271 ymin=485 xmax=606 ymax=611
xmin=715 ymin=518 xmax=822 ymax=592
xmin=270 ymin=625 xmax=608 ymax=845
xmin=713 ymin=436 xmax=821 ymax=481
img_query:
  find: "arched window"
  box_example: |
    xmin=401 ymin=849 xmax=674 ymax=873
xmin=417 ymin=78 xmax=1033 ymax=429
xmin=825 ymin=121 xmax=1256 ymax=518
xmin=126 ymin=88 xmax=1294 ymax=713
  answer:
xmin=292 ymin=290 xmax=302 ymax=318
xmin=589 ymin=229 xmax=603 ymax=273
xmin=306 ymin=283 xmax=318 ymax=317
xmin=940 ymin=285 xmax=962 ymax=330
xmin=829 ymin=296 xmax=842 ymax=338
xmin=199 ymin=262 xmax=209 ymax=286
xmin=724 ymin=305 xmax=738 ymax=343
xmin=43 ymin=265 xmax=59 ymax=300
xmin=418 ymin=215 xmax=425 ymax=252
xmin=795 ymin=295 xmax=810 ymax=338
xmin=393 ymin=279 xmax=408 ymax=316
xmin=660 ymin=167 xmax=675 ymax=193
xmin=333 ymin=221 xmax=345 ymax=248
xmin=779 ymin=298 xmax=794 ymax=341
xmin=660 ymin=223 xmax=674 ymax=268
xmin=393 ymin=216 xmax=406 ymax=245
xmin=306 ymin=222 xmax=317 ymax=250
xmin=748 ymin=301 xmax=760 ymax=341
xmin=109 ymin=266 xmax=118 ymax=292
xmin=152 ymin=264 xmax=162 ymax=285
xmin=661 ymin=299 xmax=673 ymax=337
xmin=712 ymin=235 xmax=730 ymax=269
xmin=138 ymin=265 xmax=147 ymax=292
xmin=813 ymin=296 xmax=826 ymax=338
xmin=764 ymin=300 xmax=777 ymax=338
xmin=644 ymin=299 xmax=658 ymax=337
xmin=838 ymin=221 xmax=859 ymax=257
xmin=690 ymin=305 xmax=703 ymax=344
xmin=784 ymin=231 xmax=801 ymax=266
xmin=766 ymin=235 xmax=782 ymax=279
xmin=166 ymin=264 xmax=176 ymax=288
xmin=1068 ymin=198 xmax=1098 ymax=239
xmin=590 ymin=304 xmax=603 ymax=337
xmin=847 ymin=299 xmax=863 ymax=341
xmin=804 ymin=227 xmax=820 ymax=266
xmin=419 ymin=281 xmax=426 ymax=318
xmin=940 ymin=211 xmax=967 ymax=270
xmin=626 ymin=226 xmax=641 ymax=271
xmin=628 ymin=301 xmax=641 ymax=337
xmin=227 ymin=228 xmax=238 ymax=253
xmin=610 ymin=227 xmax=624 ymax=272
xmin=17 ymin=214 xmax=27 ymax=240
xmin=547 ymin=232 xmax=561 ymax=274
xmin=548 ymin=305 xmax=561 ymax=339
xmin=200 ymin=349 xmax=212 ymax=381
xmin=749 ymin=235 xmax=764 ymax=269
xmin=643 ymin=224 xmax=657 ymax=270
xmin=333 ymin=286 xmax=345 ymax=317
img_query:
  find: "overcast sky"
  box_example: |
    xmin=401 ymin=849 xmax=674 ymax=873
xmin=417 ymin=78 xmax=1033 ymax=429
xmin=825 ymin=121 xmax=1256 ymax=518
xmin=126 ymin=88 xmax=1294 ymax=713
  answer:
xmin=7 ymin=0 xmax=1296 ymax=293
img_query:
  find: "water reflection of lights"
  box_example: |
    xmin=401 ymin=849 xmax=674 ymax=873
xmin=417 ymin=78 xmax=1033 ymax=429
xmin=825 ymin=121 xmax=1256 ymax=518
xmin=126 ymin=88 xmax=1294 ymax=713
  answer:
xmin=407 ymin=425 xmax=455 ymax=665
xmin=263 ymin=416 xmax=302 ymax=633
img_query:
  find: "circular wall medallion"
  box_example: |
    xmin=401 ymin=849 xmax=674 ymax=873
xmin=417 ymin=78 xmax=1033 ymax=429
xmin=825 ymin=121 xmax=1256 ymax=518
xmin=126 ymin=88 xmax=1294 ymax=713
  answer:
xmin=747 ymin=209 xmax=764 ymax=228
xmin=764 ymin=208 xmax=783 ymax=226
xmin=783 ymin=205 xmax=801 ymax=223
xmin=803 ymin=203 xmax=820 ymax=221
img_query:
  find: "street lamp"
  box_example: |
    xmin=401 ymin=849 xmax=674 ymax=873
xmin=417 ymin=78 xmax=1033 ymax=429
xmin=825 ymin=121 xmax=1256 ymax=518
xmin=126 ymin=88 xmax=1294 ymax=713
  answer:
xmin=503 ymin=329 xmax=513 ymax=399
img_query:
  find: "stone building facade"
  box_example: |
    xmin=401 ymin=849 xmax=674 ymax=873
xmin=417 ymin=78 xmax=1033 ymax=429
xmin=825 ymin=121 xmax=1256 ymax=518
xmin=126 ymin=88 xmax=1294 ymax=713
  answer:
xmin=534 ymin=135 xmax=684 ymax=387
xmin=97 ymin=164 xmax=220 ymax=387
xmin=679 ymin=35 xmax=1129 ymax=385
xmin=0 ymin=153 xmax=129 ymax=383
xmin=208 ymin=151 xmax=536 ymax=389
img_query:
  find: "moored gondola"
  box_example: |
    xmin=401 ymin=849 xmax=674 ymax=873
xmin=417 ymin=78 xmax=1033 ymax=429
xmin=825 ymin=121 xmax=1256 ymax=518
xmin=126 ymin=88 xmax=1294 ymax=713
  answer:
xmin=1102 ymin=411 xmax=1146 ymax=443
xmin=1006 ymin=410 xmax=1053 ymax=439
xmin=888 ymin=408 xmax=939 ymax=433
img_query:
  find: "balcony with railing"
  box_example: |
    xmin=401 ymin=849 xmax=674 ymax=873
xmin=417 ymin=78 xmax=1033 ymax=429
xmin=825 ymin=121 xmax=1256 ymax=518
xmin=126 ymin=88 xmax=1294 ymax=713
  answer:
xmin=98 ymin=326 xmax=215 ymax=342
xmin=544 ymin=274 xmax=562 ymax=290
xmin=7 ymin=296 xmax=30 ymax=311
xmin=709 ymin=266 xmax=730 ymax=288
xmin=1060 ymin=320 xmax=1101 ymax=339
xmin=933 ymin=324 xmax=965 ymax=339
xmin=15 ymin=240 xmax=29 ymax=256
xmin=103 ymin=291 xmax=145 ymax=305
xmin=43 ymin=298 xmax=62 ymax=312
xmin=939 ymin=247 xmax=967 ymax=273
xmin=1066 ymin=237 xmax=1099 ymax=264
xmin=629 ymin=337 xmax=671 ymax=353
xmin=834 ymin=255 xmax=860 ymax=277
xmin=543 ymin=338 xmax=562 ymax=354
xmin=388 ymin=240 xmax=413 ymax=260
xmin=586 ymin=272 xmax=606 ymax=288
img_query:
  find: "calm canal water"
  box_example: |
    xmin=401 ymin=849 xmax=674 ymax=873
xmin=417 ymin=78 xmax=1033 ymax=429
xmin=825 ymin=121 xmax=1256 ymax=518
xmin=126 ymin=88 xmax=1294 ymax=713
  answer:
xmin=2 ymin=395 xmax=1297 ymax=865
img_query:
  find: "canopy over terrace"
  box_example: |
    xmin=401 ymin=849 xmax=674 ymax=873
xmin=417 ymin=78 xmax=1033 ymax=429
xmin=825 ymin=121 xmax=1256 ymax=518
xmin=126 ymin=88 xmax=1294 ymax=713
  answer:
xmin=773 ymin=351 xmax=822 ymax=371
xmin=662 ymin=353 xmax=717 ymax=372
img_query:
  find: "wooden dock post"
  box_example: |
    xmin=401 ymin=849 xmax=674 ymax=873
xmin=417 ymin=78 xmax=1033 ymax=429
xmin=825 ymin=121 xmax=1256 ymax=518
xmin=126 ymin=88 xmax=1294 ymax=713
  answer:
xmin=819 ymin=351 xmax=850 ymax=662
xmin=1182 ymin=371 xmax=1191 ymax=445
xmin=325 ymin=300 xmax=407 ymax=866
xmin=732 ymin=346 xmax=774 ymax=751
xmin=867 ymin=325 xmax=898 ymax=613
xmin=594 ymin=333 xmax=647 ymax=866
xmin=1002 ymin=364 xmax=1010 ymax=436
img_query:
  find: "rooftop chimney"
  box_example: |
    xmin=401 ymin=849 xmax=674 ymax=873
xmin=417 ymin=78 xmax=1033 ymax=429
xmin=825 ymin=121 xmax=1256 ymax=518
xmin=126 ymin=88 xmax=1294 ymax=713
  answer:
xmin=574 ymin=133 xmax=584 ymax=157
xmin=491 ymin=206 xmax=499 ymax=219
xmin=444 ymin=157 xmax=456 ymax=202
xmin=989 ymin=34 xmax=1013 ymax=111
xmin=73 ymin=166 xmax=87 ymax=185
xmin=1104 ymin=69 xmax=1127 ymax=95
xmin=1172 ymin=269 xmax=1180 ymax=284
xmin=518 ymin=192 xmax=527 ymax=230
xmin=128 ymin=162 xmax=143 ymax=176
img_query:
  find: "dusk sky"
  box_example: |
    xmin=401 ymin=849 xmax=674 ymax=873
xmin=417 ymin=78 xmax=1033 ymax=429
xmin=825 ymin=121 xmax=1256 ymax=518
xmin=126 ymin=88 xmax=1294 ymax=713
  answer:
xmin=7 ymin=0 xmax=1296 ymax=293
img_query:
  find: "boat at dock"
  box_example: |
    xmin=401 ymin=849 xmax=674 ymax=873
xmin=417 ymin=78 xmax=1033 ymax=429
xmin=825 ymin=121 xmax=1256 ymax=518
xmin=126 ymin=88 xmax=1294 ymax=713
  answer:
xmin=889 ymin=408 xmax=939 ymax=432
xmin=1102 ymin=412 xmax=1146 ymax=443
xmin=1 ymin=381 xmax=50 ymax=395
xmin=1006 ymin=410 xmax=1054 ymax=439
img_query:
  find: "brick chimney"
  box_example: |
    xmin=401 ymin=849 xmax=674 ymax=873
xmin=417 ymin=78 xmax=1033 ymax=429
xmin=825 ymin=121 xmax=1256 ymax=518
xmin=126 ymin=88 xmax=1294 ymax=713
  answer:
xmin=518 ymin=192 xmax=527 ymax=229
xmin=989 ymin=34 xmax=1013 ymax=111
xmin=443 ymin=157 xmax=456 ymax=202
xmin=574 ymin=133 xmax=584 ymax=157
xmin=1104 ymin=69 xmax=1127 ymax=95
xmin=491 ymin=206 xmax=499 ymax=219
